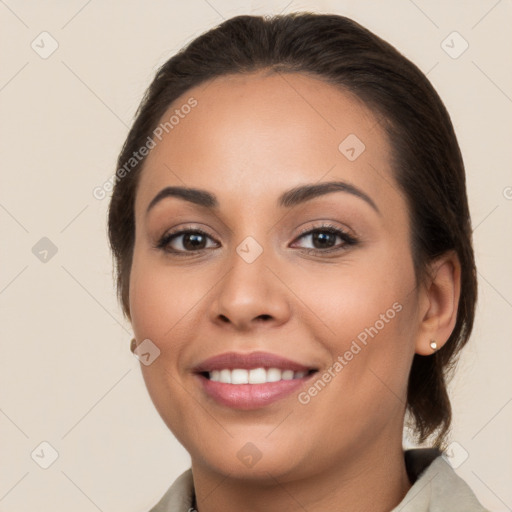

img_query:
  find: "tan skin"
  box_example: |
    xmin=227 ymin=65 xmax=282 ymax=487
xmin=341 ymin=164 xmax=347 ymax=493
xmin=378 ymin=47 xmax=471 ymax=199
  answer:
xmin=129 ymin=71 xmax=461 ymax=512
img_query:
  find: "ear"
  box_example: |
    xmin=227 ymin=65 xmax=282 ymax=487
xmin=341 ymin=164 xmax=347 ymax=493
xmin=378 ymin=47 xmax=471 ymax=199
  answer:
xmin=415 ymin=250 xmax=461 ymax=356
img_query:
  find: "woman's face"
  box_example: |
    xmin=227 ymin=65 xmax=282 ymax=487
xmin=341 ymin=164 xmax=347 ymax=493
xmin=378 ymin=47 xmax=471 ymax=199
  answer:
xmin=129 ymin=71 xmax=424 ymax=480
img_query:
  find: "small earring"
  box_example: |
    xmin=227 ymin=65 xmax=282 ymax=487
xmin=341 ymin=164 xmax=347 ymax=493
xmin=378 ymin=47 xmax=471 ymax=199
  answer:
xmin=430 ymin=340 xmax=438 ymax=351
xmin=130 ymin=338 xmax=137 ymax=353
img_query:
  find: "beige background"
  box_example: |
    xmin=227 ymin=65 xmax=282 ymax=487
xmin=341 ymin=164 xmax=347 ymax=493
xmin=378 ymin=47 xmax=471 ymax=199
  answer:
xmin=0 ymin=1 xmax=511 ymax=511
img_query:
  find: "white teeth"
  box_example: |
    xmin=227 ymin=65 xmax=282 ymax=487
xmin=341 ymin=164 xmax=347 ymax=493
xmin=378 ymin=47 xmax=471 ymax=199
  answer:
xmin=208 ymin=367 xmax=309 ymax=384
xmin=248 ymin=368 xmax=267 ymax=384
xmin=281 ymin=370 xmax=294 ymax=380
xmin=219 ymin=369 xmax=231 ymax=384
xmin=231 ymin=369 xmax=249 ymax=384
xmin=266 ymin=368 xmax=282 ymax=382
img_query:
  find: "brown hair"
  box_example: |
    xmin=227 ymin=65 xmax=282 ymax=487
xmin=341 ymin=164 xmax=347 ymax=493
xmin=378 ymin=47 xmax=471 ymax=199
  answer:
xmin=107 ymin=12 xmax=477 ymax=447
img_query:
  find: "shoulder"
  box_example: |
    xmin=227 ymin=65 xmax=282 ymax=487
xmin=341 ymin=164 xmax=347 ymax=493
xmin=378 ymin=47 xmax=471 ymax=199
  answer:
xmin=393 ymin=448 xmax=490 ymax=511
xmin=147 ymin=451 xmax=490 ymax=512
xmin=148 ymin=468 xmax=195 ymax=512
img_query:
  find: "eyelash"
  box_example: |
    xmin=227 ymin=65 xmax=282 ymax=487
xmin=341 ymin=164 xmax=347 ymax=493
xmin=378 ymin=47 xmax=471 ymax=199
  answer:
xmin=155 ymin=223 xmax=359 ymax=257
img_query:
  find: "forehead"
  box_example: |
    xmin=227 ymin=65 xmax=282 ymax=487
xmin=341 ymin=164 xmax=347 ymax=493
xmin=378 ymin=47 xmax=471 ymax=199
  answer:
xmin=135 ymin=71 xmax=397 ymax=215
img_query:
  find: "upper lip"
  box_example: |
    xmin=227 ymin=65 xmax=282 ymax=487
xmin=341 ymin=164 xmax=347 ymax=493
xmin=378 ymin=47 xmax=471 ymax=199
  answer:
xmin=193 ymin=351 xmax=316 ymax=373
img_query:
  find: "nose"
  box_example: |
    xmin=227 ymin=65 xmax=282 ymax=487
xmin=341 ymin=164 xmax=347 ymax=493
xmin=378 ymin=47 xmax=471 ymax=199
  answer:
xmin=208 ymin=245 xmax=291 ymax=332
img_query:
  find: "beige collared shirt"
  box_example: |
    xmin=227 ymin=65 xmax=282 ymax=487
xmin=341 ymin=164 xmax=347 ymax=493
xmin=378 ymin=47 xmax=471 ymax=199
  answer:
xmin=149 ymin=448 xmax=489 ymax=511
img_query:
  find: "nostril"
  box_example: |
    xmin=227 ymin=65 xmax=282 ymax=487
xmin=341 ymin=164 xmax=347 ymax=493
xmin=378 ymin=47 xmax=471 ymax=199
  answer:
xmin=257 ymin=314 xmax=272 ymax=321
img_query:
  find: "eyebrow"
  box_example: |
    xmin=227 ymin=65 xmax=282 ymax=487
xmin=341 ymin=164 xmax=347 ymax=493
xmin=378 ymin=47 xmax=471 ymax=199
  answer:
xmin=145 ymin=180 xmax=380 ymax=215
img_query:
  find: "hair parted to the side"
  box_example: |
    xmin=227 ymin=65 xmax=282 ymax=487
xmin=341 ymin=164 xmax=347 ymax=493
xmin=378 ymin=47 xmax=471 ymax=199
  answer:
xmin=107 ymin=12 xmax=477 ymax=448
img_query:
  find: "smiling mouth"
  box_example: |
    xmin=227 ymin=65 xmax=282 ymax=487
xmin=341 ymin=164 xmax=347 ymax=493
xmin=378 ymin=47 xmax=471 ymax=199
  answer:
xmin=193 ymin=351 xmax=320 ymax=409
xmin=200 ymin=367 xmax=318 ymax=384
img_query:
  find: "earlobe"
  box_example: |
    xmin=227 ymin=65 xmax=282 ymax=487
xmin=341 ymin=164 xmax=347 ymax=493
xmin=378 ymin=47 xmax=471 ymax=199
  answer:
xmin=415 ymin=251 xmax=461 ymax=356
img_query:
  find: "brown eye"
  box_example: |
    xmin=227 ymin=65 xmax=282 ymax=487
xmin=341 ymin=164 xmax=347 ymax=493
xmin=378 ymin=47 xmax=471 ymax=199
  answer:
xmin=156 ymin=229 xmax=219 ymax=254
xmin=292 ymin=224 xmax=358 ymax=253
xmin=309 ymin=230 xmax=338 ymax=249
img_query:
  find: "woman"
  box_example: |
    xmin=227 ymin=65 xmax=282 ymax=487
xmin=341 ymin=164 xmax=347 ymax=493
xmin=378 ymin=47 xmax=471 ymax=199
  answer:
xmin=107 ymin=12 xmax=488 ymax=512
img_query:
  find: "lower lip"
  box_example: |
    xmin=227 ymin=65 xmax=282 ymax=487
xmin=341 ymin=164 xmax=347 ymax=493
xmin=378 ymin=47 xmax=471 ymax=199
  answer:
xmin=196 ymin=373 xmax=313 ymax=410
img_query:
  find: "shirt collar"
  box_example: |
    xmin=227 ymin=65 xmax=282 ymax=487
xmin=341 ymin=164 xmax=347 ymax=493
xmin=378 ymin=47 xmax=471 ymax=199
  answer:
xmin=149 ymin=448 xmax=487 ymax=511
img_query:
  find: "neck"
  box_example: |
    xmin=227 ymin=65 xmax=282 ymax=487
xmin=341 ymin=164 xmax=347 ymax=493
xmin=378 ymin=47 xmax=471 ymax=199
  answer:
xmin=190 ymin=440 xmax=412 ymax=512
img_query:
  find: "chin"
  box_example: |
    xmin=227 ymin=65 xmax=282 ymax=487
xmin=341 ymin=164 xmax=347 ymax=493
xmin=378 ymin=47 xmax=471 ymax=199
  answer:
xmin=185 ymin=433 xmax=320 ymax=483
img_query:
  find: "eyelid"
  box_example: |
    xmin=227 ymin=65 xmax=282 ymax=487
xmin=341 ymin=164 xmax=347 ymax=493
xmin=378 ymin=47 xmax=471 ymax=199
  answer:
xmin=293 ymin=221 xmax=354 ymax=239
xmin=290 ymin=222 xmax=358 ymax=249
xmin=155 ymin=225 xmax=218 ymax=250
xmin=155 ymin=221 xmax=359 ymax=255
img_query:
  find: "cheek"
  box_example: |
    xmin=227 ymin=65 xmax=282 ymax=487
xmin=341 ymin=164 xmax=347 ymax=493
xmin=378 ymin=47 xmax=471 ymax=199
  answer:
xmin=294 ymin=253 xmax=414 ymax=344
xmin=292 ymin=247 xmax=418 ymax=401
xmin=128 ymin=252 xmax=205 ymax=437
xmin=129 ymin=250 xmax=206 ymax=341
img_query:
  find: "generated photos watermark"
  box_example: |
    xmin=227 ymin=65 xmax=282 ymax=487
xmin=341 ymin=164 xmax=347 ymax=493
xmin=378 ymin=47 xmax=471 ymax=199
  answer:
xmin=92 ymin=96 xmax=198 ymax=200
xmin=298 ymin=301 xmax=403 ymax=405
